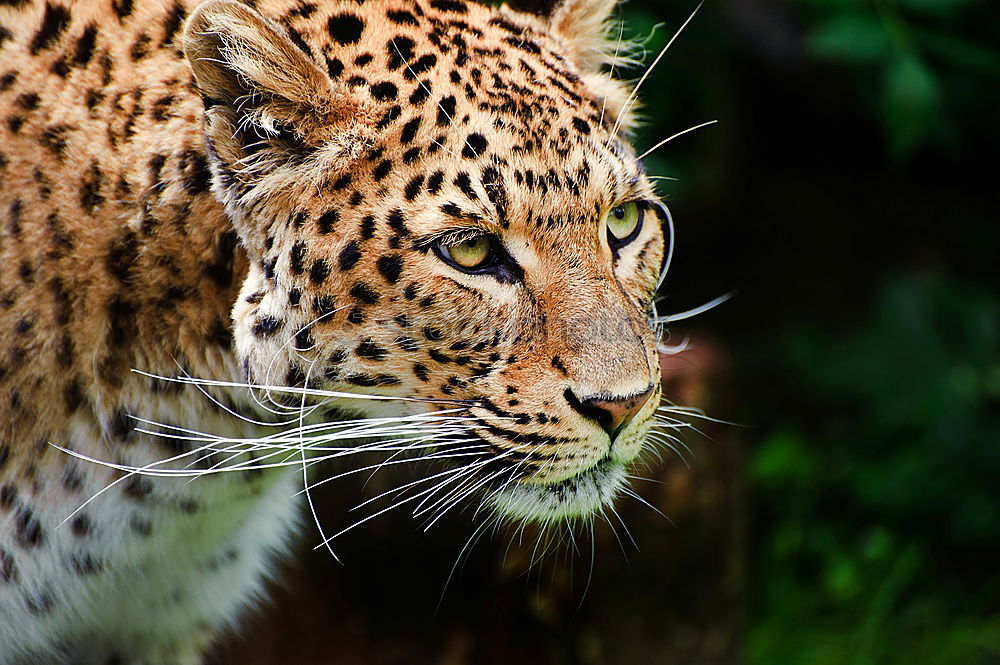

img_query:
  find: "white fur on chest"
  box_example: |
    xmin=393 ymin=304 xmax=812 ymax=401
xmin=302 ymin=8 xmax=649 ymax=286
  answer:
xmin=0 ymin=386 xmax=305 ymax=664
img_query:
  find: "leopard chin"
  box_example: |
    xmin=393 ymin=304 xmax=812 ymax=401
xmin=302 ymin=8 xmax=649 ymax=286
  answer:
xmin=489 ymin=458 xmax=629 ymax=525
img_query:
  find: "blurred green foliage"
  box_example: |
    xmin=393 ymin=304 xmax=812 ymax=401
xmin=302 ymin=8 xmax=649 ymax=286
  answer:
xmin=613 ymin=0 xmax=1000 ymax=661
xmin=750 ymin=275 xmax=1000 ymax=664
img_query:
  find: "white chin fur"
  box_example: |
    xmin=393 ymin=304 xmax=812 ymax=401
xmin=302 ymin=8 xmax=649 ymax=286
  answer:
xmin=488 ymin=461 xmax=628 ymax=525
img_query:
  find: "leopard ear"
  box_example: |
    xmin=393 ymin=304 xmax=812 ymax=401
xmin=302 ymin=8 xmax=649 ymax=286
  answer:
xmin=507 ymin=0 xmax=634 ymax=132
xmin=506 ymin=0 xmax=618 ymax=71
xmin=183 ymin=0 xmax=375 ymax=199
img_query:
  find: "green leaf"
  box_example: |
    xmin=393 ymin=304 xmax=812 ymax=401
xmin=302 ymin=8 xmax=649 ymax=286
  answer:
xmin=806 ymin=12 xmax=891 ymax=63
xmin=881 ymin=53 xmax=940 ymax=160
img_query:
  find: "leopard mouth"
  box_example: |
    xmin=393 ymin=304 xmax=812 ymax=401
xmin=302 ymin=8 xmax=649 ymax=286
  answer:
xmin=486 ymin=456 xmax=628 ymax=524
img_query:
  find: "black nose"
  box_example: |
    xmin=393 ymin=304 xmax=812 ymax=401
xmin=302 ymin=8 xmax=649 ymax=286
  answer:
xmin=564 ymin=386 xmax=654 ymax=440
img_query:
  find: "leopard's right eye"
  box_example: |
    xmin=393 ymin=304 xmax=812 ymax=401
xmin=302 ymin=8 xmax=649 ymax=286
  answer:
xmin=433 ymin=235 xmax=498 ymax=273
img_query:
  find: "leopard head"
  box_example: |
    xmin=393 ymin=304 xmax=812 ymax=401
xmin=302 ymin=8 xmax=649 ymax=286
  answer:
xmin=183 ymin=0 xmax=667 ymax=524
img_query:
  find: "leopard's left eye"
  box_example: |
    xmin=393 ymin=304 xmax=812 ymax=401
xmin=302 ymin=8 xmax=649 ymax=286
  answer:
xmin=606 ymin=202 xmax=643 ymax=250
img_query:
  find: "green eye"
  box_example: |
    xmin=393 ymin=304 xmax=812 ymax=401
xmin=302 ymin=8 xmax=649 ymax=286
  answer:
xmin=439 ymin=235 xmax=492 ymax=270
xmin=606 ymin=202 xmax=642 ymax=244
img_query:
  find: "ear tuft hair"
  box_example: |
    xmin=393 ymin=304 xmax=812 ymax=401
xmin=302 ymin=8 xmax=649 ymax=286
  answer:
xmin=183 ymin=0 xmax=377 ymax=207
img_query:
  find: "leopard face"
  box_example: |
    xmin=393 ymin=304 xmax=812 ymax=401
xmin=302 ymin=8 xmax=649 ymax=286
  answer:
xmin=184 ymin=0 xmax=665 ymax=524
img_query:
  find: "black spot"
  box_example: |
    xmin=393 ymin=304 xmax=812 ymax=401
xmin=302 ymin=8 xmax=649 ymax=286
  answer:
xmin=112 ymin=0 xmax=134 ymax=20
xmin=427 ymin=171 xmax=445 ymax=194
xmin=387 ymin=209 xmax=409 ymax=236
xmin=373 ymin=159 xmax=393 ymax=181
xmin=376 ymin=254 xmax=403 ymax=283
xmin=30 ymin=3 xmax=71 ymax=54
xmin=16 ymin=92 xmax=40 ymax=110
xmin=409 ymin=84 xmax=430 ymax=105
xmin=39 ymin=124 xmax=71 ymax=157
xmin=289 ymin=241 xmax=306 ymax=275
xmin=0 ymin=548 xmax=15 ymax=583
xmin=387 ymin=10 xmax=418 ymax=25
xmin=313 ymin=295 xmax=336 ymax=317
xmin=370 ymin=81 xmax=398 ymax=101
xmin=252 ymin=316 xmax=282 ymax=338
xmin=293 ymin=328 xmax=313 ymax=351
xmin=356 ymin=339 xmax=388 ymax=361
xmin=351 ymin=282 xmax=379 ymax=304
xmin=412 ymin=363 xmax=430 ymax=381
xmin=70 ymin=552 xmax=102 ymax=575
xmin=317 ymin=209 xmax=339 ymax=234
xmin=551 ymin=356 xmax=568 ymax=374
xmin=325 ymin=56 xmax=344 ymax=79
xmin=406 ymin=54 xmax=437 ymax=79
xmin=437 ymin=95 xmax=457 ymax=126
xmin=160 ymin=3 xmax=185 ymax=46
xmin=70 ymin=515 xmax=92 ymax=537
xmin=338 ymin=241 xmax=361 ymax=271
xmin=15 ymin=506 xmax=43 ymax=547
xmin=0 ymin=483 xmax=17 ymax=509
xmin=462 ymin=132 xmax=488 ymax=158
xmin=572 ymin=116 xmax=591 ymax=134
xmin=288 ymin=287 xmax=301 ymax=306
xmin=404 ymin=174 xmax=424 ymax=200
xmin=129 ymin=33 xmax=150 ymax=60
xmin=403 ymin=147 xmax=421 ymax=164
xmin=400 ymin=117 xmax=421 ymax=144
xmin=0 ymin=71 xmax=17 ymax=91
xmin=360 ymin=215 xmax=376 ymax=239
xmin=377 ymin=104 xmax=402 ymax=129
xmin=332 ymin=173 xmax=352 ymax=190
xmin=454 ymin=173 xmax=480 ymax=201
xmin=327 ymin=13 xmax=364 ymax=45
xmin=387 ymin=35 xmax=415 ymax=69
xmin=430 ymin=0 xmax=467 ymax=13
xmin=310 ymin=259 xmax=330 ymax=285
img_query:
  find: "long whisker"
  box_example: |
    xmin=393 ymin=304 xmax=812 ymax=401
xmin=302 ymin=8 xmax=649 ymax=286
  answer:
xmin=612 ymin=0 xmax=704 ymax=137
xmin=637 ymin=119 xmax=718 ymax=160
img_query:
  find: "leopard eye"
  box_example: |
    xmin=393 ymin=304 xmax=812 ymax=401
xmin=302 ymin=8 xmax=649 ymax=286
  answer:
xmin=606 ymin=202 xmax=643 ymax=249
xmin=435 ymin=235 xmax=494 ymax=271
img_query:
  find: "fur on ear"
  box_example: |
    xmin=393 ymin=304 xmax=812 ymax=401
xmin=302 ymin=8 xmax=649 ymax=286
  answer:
xmin=506 ymin=0 xmax=636 ymax=133
xmin=183 ymin=0 xmax=377 ymax=203
xmin=507 ymin=0 xmax=618 ymax=71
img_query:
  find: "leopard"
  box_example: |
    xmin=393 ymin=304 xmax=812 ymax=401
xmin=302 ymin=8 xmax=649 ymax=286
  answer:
xmin=0 ymin=0 xmax=672 ymax=662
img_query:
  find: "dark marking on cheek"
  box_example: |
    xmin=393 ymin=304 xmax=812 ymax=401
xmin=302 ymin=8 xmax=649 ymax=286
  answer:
xmin=252 ymin=316 xmax=283 ymax=338
xmin=338 ymin=241 xmax=361 ymax=271
xmin=315 ymin=209 xmax=338 ymax=235
xmin=376 ymin=255 xmax=404 ymax=283
xmin=313 ymin=295 xmax=336 ymax=318
xmin=350 ymin=282 xmax=380 ymax=304
xmin=310 ymin=259 xmax=331 ymax=285
xmin=356 ymin=339 xmax=388 ymax=361
xmin=290 ymin=241 xmax=306 ymax=275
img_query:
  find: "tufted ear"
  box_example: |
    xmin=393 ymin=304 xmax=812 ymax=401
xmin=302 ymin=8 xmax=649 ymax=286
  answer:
xmin=507 ymin=0 xmax=618 ymax=71
xmin=183 ymin=0 xmax=375 ymax=202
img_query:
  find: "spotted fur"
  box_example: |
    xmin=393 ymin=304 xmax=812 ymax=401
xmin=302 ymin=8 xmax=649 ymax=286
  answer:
xmin=0 ymin=0 xmax=667 ymax=662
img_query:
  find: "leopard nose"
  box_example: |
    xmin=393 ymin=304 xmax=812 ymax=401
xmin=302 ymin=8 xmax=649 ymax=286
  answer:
xmin=564 ymin=386 xmax=655 ymax=440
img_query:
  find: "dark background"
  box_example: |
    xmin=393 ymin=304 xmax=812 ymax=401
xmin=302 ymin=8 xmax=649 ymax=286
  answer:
xmin=220 ymin=0 xmax=1000 ymax=663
